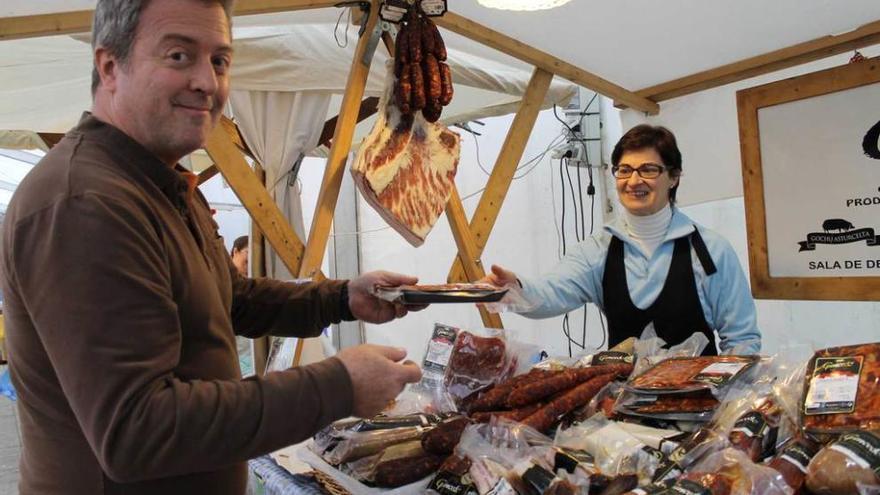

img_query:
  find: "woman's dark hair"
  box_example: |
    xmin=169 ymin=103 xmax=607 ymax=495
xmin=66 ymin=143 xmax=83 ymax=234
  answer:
xmin=231 ymin=235 xmax=248 ymax=255
xmin=611 ymin=124 xmax=682 ymax=203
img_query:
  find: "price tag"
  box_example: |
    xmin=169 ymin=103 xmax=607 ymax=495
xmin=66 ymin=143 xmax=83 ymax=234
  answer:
xmin=380 ymin=0 xmax=409 ymax=23
xmin=420 ymin=0 xmax=448 ymax=16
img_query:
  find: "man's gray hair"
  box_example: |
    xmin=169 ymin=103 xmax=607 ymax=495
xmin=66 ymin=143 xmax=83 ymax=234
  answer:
xmin=91 ymin=0 xmax=234 ymax=96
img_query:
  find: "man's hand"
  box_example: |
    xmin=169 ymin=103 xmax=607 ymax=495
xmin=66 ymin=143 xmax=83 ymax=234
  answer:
xmin=336 ymin=344 xmax=422 ymax=418
xmin=478 ymin=264 xmax=519 ymax=287
xmin=347 ymin=271 xmax=424 ymax=323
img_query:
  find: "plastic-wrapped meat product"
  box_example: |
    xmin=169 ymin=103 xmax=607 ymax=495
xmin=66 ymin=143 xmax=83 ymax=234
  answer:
xmin=727 ymin=397 xmax=782 ymax=461
xmin=508 ymin=364 xmax=633 ymax=407
xmin=427 ymin=455 xmax=479 ymax=495
xmin=423 ymin=416 xmax=472 ymax=455
xmin=628 ymin=356 xmax=758 ymax=393
xmin=373 ymin=452 xmax=447 ymax=488
xmin=805 ymin=431 xmax=880 ymax=495
xmin=767 ymin=437 xmax=820 ymax=493
xmin=675 ymin=448 xmax=794 ymax=495
xmin=522 ymin=373 xmax=618 ymax=433
xmin=468 ymin=369 xmax=562 ymax=413
xmin=322 ymin=426 xmax=427 ymax=464
xmin=444 ymin=331 xmax=514 ymax=403
xmin=802 ymin=342 xmax=880 ymax=435
xmin=471 ymin=402 xmax=545 ymax=424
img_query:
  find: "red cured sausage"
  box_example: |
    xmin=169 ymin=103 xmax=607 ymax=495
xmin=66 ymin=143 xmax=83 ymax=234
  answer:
xmin=508 ymin=364 xmax=632 ymax=408
xmin=470 ymin=402 xmax=545 ymax=423
xmin=468 ymin=369 xmax=561 ymax=413
xmin=522 ymin=372 xmax=617 ymax=433
xmin=421 ymin=416 xmax=471 ymax=455
xmin=374 ymin=453 xmax=446 ymax=488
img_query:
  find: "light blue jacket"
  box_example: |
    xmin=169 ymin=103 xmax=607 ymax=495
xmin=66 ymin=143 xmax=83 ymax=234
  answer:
xmin=519 ymin=209 xmax=761 ymax=354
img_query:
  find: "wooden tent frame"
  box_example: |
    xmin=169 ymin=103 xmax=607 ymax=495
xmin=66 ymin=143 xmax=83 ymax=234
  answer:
xmin=2 ymin=1 xmax=879 ymax=366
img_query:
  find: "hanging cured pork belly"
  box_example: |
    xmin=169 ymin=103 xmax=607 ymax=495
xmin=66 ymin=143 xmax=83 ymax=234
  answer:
xmin=351 ymin=64 xmax=460 ymax=246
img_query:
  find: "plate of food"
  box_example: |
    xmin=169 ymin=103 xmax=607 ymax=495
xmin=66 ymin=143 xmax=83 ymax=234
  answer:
xmin=374 ymin=283 xmax=508 ymax=304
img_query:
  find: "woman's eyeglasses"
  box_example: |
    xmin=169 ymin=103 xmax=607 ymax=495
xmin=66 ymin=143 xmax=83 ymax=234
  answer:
xmin=611 ymin=163 xmax=665 ymax=179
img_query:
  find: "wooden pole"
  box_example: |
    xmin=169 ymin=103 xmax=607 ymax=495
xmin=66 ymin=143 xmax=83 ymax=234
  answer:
xmin=447 ymin=68 xmax=553 ymax=284
xmin=445 ymin=188 xmax=504 ymax=328
xmin=297 ymin=0 xmax=382 ymax=279
xmin=203 ymin=121 xmax=321 ymax=280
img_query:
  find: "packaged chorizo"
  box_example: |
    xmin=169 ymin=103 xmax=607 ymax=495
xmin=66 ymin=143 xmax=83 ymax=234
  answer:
xmin=627 ymin=356 xmax=759 ymax=394
xmin=767 ymin=437 xmax=821 ymax=493
xmin=802 ymin=342 xmax=880 ymax=435
xmin=443 ymin=329 xmax=539 ymax=407
xmin=670 ymin=448 xmax=792 ymax=495
xmin=805 ymin=430 xmax=880 ymax=495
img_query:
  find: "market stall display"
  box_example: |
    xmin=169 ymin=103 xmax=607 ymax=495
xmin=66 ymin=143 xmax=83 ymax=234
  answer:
xmin=302 ymin=335 xmax=880 ymax=495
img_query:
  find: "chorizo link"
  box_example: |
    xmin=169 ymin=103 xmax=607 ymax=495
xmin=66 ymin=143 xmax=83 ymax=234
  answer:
xmin=439 ymin=62 xmax=454 ymax=106
xmin=373 ymin=453 xmax=446 ymax=488
xmin=521 ymin=372 xmax=617 ymax=433
xmin=396 ymin=66 xmax=412 ymax=115
xmin=422 ymin=103 xmax=442 ymax=123
xmin=394 ymin=24 xmax=409 ymax=73
xmin=410 ymin=62 xmax=426 ymax=111
xmin=420 ymin=16 xmax=436 ymax=60
xmin=471 ymin=402 xmax=545 ymax=423
xmin=407 ymin=15 xmax=422 ymax=63
xmin=421 ymin=416 xmax=471 ymax=455
xmin=508 ymin=364 xmax=632 ymax=408
xmin=428 ymin=19 xmax=447 ymax=61
xmin=423 ymin=53 xmax=442 ymax=108
xmin=468 ymin=369 xmax=561 ymax=413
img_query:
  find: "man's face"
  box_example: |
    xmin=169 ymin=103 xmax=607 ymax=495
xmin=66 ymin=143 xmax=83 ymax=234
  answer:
xmin=101 ymin=0 xmax=232 ymax=164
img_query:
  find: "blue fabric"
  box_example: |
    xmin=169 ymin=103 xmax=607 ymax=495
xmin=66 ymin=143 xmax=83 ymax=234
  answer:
xmin=519 ymin=208 xmax=761 ymax=354
xmin=248 ymin=456 xmax=325 ymax=495
xmin=0 ymin=367 xmax=16 ymax=402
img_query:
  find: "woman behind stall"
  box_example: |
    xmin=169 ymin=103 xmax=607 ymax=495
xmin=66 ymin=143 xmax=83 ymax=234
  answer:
xmin=485 ymin=125 xmax=760 ymax=355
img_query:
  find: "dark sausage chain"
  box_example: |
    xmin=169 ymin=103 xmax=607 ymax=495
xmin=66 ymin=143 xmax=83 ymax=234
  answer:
xmin=393 ymin=8 xmax=454 ymax=122
xmin=467 ymin=368 xmax=562 ymax=413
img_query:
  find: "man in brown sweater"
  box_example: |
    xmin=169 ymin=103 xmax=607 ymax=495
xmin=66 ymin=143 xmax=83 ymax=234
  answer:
xmin=0 ymin=0 xmax=423 ymax=493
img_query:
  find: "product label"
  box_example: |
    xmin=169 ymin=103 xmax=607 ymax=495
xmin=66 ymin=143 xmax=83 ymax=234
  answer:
xmin=642 ymin=446 xmax=681 ymax=484
xmin=830 ymin=431 xmax=880 ymax=476
xmin=668 ymin=480 xmax=711 ymax=495
xmin=420 ymin=0 xmax=448 ymax=16
xmin=423 ymin=324 xmax=458 ymax=372
xmin=731 ymin=411 xmax=768 ymax=438
xmin=428 ymin=470 xmax=479 ymax=495
xmin=379 ymin=0 xmax=408 ymax=23
xmin=778 ymin=440 xmax=820 ymax=474
xmin=554 ymin=448 xmax=595 ymax=473
xmin=591 ymin=351 xmax=635 ymax=366
xmin=804 ymin=356 xmax=863 ymax=415
xmin=692 ymin=361 xmax=750 ymax=386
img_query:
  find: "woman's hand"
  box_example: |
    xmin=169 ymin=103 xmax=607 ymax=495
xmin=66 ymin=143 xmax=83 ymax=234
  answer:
xmin=479 ymin=264 xmax=519 ymax=287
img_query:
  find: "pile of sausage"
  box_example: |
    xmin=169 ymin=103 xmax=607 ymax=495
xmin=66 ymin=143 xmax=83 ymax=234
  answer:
xmin=464 ymin=363 xmax=634 ymax=433
xmin=393 ymin=7 xmax=453 ymax=122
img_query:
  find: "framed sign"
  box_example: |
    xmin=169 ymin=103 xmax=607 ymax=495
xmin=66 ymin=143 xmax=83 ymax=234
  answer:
xmin=737 ymin=57 xmax=880 ymax=300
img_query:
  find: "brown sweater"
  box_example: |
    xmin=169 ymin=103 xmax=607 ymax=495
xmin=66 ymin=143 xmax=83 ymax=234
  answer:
xmin=1 ymin=114 xmax=354 ymax=494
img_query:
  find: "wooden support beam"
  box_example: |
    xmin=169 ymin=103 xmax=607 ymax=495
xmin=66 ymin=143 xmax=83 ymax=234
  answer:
xmin=445 ymin=188 xmax=503 ymax=328
xmin=318 ymin=96 xmax=380 ymax=148
xmin=447 ymin=68 xmax=553 ymax=284
xmin=0 ymin=0 xmax=340 ymax=41
xmin=298 ymin=0 xmax=381 ymax=279
xmin=197 ymin=165 xmax=220 ymax=185
xmin=203 ymin=120 xmax=326 ymax=281
xmin=433 ymin=12 xmax=659 ymax=115
xmin=621 ymin=19 xmax=880 ymax=105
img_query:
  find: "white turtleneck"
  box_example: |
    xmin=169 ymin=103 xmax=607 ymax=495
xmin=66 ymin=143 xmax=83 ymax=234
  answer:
xmin=623 ymin=204 xmax=673 ymax=257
